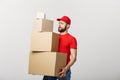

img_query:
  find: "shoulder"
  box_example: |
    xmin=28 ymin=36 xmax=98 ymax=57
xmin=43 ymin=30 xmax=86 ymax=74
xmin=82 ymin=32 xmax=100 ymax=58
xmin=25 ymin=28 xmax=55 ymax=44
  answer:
xmin=67 ymin=33 xmax=77 ymax=43
xmin=68 ymin=33 xmax=77 ymax=48
xmin=67 ymin=33 xmax=77 ymax=40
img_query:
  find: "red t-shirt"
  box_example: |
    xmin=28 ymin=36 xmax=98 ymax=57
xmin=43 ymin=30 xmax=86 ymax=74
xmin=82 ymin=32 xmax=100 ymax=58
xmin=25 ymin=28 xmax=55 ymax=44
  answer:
xmin=58 ymin=33 xmax=77 ymax=64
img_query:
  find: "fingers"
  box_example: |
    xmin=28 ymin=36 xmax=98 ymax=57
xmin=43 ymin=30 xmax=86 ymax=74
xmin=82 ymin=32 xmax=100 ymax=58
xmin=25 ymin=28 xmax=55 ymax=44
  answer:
xmin=59 ymin=73 xmax=64 ymax=78
xmin=58 ymin=69 xmax=66 ymax=78
xmin=59 ymin=70 xmax=64 ymax=74
xmin=59 ymin=73 xmax=66 ymax=78
xmin=59 ymin=71 xmax=64 ymax=77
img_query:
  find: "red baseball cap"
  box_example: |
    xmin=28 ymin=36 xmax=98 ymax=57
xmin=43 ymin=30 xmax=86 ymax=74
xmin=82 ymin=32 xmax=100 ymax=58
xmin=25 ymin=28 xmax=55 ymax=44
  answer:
xmin=57 ymin=16 xmax=71 ymax=25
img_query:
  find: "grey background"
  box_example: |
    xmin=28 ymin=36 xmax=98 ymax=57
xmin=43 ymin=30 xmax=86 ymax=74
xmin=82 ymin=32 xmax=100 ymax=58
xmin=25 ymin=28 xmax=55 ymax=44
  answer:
xmin=0 ymin=0 xmax=120 ymax=80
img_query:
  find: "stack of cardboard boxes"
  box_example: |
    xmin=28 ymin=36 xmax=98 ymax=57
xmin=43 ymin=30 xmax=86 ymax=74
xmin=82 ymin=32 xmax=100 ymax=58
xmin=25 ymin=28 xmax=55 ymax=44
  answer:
xmin=28 ymin=12 xmax=67 ymax=76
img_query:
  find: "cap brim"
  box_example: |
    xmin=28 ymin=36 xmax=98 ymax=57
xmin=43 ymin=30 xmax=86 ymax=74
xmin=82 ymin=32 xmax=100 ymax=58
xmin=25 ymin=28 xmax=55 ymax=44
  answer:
xmin=57 ymin=18 xmax=61 ymax=21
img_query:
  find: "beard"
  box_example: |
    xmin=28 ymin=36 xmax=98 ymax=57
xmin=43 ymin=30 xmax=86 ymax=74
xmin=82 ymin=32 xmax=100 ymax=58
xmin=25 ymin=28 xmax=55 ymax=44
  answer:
xmin=58 ymin=25 xmax=67 ymax=33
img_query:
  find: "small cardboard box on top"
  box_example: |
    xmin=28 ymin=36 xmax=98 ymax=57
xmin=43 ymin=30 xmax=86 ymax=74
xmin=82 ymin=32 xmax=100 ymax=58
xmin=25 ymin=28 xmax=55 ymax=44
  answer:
xmin=32 ymin=19 xmax=53 ymax=32
xmin=28 ymin=51 xmax=66 ymax=76
xmin=32 ymin=12 xmax=53 ymax=32
xmin=31 ymin=31 xmax=59 ymax=52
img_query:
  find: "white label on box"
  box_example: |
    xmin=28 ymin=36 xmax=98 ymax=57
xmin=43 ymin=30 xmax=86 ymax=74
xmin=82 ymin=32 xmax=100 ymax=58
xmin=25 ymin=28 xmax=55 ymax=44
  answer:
xmin=36 ymin=12 xmax=46 ymax=19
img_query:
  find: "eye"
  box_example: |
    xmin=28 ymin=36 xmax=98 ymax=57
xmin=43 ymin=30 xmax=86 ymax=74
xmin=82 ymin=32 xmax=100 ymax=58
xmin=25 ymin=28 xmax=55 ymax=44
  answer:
xmin=61 ymin=22 xmax=64 ymax=24
xmin=59 ymin=22 xmax=62 ymax=25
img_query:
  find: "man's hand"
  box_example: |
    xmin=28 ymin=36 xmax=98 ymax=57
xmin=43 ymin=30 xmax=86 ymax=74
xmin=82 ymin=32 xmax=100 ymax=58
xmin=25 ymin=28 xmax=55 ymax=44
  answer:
xmin=59 ymin=68 xmax=67 ymax=78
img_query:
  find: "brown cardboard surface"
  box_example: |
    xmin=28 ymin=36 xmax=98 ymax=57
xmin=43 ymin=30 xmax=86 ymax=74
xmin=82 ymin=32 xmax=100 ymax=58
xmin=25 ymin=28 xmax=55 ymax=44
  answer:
xmin=32 ymin=19 xmax=53 ymax=32
xmin=31 ymin=32 xmax=59 ymax=52
xmin=28 ymin=52 xmax=66 ymax=76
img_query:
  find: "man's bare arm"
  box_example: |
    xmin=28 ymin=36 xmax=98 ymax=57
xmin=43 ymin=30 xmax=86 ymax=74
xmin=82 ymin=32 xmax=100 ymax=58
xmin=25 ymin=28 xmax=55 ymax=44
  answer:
xmin=59 ymin=48 xmax=77 ymax=77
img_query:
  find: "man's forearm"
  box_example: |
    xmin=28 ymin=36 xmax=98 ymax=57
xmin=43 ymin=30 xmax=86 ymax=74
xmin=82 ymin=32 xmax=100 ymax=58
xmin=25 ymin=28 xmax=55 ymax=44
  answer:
xmin=65 ymin=49 xmax=77 ymax=70
xmin=65 ymin=56 xmax=76 ymax=70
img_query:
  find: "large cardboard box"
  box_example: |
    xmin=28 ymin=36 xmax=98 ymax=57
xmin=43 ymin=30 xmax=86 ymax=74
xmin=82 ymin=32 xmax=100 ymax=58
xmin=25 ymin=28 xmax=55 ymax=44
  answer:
xmin=32 ymin=19 xmax=53 ymax=32
xmin=31 ymin=32 xmax=59 ymax=52
xmin=28 ymin=52 xmax=66 ymax=76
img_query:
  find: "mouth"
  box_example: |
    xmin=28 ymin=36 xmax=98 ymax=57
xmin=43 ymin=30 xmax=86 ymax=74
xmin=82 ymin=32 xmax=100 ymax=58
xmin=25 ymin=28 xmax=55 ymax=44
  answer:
xmin=58 ymin=26 xmax=62 ymax=29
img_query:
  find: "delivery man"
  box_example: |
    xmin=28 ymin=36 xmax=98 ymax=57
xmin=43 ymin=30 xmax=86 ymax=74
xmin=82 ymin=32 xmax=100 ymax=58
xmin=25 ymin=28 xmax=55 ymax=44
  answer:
xmin=43 ymin=16 xmax=77 ymax=80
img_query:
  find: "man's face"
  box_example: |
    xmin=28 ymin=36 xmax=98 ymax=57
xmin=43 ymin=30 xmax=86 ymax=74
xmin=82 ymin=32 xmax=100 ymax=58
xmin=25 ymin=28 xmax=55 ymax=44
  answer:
xmin=58 ymin=20 xmax=68 ymax=33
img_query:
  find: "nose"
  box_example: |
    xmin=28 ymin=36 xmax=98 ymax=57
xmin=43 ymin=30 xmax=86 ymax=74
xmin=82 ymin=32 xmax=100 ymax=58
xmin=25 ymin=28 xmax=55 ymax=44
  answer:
xmin=58 ymin=24 xmax=61 ymax=27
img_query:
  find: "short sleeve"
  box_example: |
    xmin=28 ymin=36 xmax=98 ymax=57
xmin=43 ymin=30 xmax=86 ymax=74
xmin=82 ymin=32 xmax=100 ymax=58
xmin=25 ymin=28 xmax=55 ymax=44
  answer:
xmin=70 ymin=37 xmax=77 ymax=49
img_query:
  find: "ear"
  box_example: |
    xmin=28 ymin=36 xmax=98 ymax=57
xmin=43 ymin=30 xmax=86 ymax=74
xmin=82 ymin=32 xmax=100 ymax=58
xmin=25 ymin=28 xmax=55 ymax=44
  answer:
xmin=67 ymin=24 xmax=70 ymax=29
